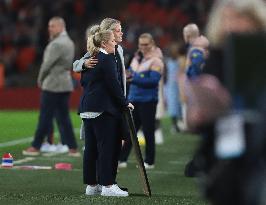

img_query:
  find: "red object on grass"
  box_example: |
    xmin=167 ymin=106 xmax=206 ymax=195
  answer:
xmin=55 ymin=163 xmax=72 ymax=171
xmin=2 ymin=153 xmax=13 ymax=167
xmin=3 ymin=153 xmax=13 ymax=158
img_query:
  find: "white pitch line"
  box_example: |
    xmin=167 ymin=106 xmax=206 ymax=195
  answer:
xmin=0 ymin=137 xmax=33 ymax=148
xmin=14 ymin=157 xmax=35 ymax=165
xmin=42 ymin=152 xmax=63 ymax=157
xmin=64 ymin=169 xmax=178 ymax=174
xmin=13 ymin=165 xmax=53 ymax=170
xmin=0 ymin=128 xmax=80 ymax=148
xmin=146 ymin=170 xmax=178 ymax=175
xmin=168 ymin=160 xmax=187 ymax=165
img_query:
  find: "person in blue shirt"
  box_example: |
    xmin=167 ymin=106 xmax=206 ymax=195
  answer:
xmin=186 ymin=35 xmax=209 ymax=79
xmin=119 ymin=33 xmax=164 ymax=169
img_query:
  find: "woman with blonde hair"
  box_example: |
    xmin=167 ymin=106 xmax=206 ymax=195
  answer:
xmin=73 ymin=18 xmax=127 ymax=141
xmin=206 ymin=0 xmax=266 ymax=49
xmin=188 ymin=0 xmax=266 ymax=204
xmin=79 ymin=29 xmax=133 ymax=197
xmin=119 ymin=33 xmax=164 ymax=169
xmin=73 ymin=18 xmax=125 ymax=92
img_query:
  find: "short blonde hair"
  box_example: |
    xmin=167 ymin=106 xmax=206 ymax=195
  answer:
xmin=100 ymin=18 xmax=121 ymax=31
xmin=87 ymin=30 xmax=113 ymax=55
xmin=206 ymin=0 xmax=266 ymax=48
xmin=183 ymin=23 xmax=200 ymax=44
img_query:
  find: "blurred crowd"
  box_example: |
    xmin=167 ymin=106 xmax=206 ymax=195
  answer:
xmin=0 ymin=0 xmax=102 ymax=86
xmin=0 ymin=0 xmax=212 ymax=87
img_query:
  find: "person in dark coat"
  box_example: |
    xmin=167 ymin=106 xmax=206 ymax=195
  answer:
xmin=79 ymin=28 xmax=133 ymax=197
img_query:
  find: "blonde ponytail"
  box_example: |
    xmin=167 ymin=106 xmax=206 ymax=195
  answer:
xmin=87 ymin=30 xmax=113 ymax=55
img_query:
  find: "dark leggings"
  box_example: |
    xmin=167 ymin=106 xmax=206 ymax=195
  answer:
xmin=120 ymin=101 xmax=157 ymax=165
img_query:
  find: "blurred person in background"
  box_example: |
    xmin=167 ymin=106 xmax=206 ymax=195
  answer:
xmin=178 ymin=23 xmax=200 ymax=131
xmin=176 ymin=43 xmax=188 ymax=130
xmin=186 ymin=35 xmax=209 ymax=78
xmin=139 ymin=48 xmax=166 ymax=145
xmin=186 ymin=0 xmax=266 ymax=204
xmin=183 ymin=23 xmax=200 ymax=49
xmin=79 ymin=28 xmax=133 ymax=197
xmin=39 ymin=118 xmax=70 ymax=154
xmin=119 ymin=33 xmax=164 ymax=169
xmin=183 ymin=34 xmax=210 ymax=177
xmin=154 ymin=46 xmax=166 ymax=145
xmin=164 ymin=42 xmax=183 ymax=134
xmin=22 ymin=17 xmax=79 ymax=157
xmin=39 ymin=126 xmax=56 ymax=153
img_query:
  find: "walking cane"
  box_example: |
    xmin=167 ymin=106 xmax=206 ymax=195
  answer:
xmin=123 ymin=108 xmax=151 ymax=197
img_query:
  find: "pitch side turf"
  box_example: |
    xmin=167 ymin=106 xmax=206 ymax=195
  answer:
xmin=0 ymin=110 xmax=209 ymax=205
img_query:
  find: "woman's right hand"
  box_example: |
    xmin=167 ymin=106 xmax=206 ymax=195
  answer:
xmin=84 ymin=57 xmax=98 ymax=68
xmin=127 ymin=103 xmax=134 ymax=111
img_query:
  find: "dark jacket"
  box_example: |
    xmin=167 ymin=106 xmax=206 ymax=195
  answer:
xmin=79 ymin=51 xmax=128 ymax=116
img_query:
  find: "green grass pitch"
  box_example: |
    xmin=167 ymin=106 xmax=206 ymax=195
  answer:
xmin=0 ymin=110 xmax=209 ymax=205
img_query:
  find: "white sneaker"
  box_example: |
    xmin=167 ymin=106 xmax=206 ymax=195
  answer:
xmin=40 ymin=143 xmax=57 ymax=153
xmin=155 ymin=129 xmax=164 ymax=145
xmin=118 ymin=162 xmax=127 ymax=168
xmin=101 ymin=184 xmax=128 ymax=197
xmin=56 ymin=144 xmax=69 ymax=153
xmin=40 ymin=143 xmax=50 ymax=152
xmin=177 ymin=120 xmax=188 ymax=132
xmin=144 ymin=162 xmax=155 ymax=169
xmin=85 ymin=184 xmax=101 ymax=195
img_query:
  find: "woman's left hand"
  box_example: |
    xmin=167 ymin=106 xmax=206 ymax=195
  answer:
xmin=127 ymin=103 xmax=134 ymax=110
